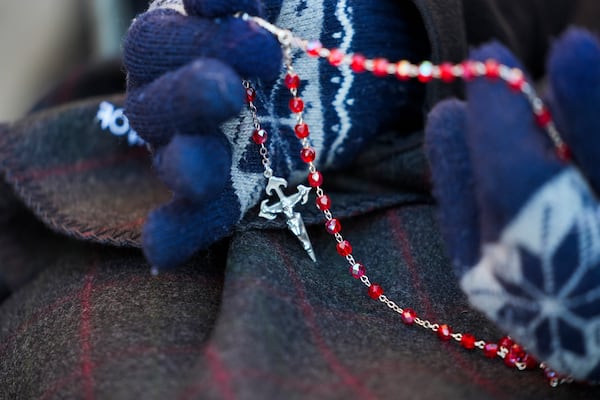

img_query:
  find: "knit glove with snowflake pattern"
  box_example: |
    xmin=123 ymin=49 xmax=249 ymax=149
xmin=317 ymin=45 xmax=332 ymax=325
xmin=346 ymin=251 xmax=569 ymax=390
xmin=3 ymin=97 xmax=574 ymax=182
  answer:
xmin=123 ymin=0 xmax=428 ymax=270
xmin=425 ymin=29 xmax=600 ymax=381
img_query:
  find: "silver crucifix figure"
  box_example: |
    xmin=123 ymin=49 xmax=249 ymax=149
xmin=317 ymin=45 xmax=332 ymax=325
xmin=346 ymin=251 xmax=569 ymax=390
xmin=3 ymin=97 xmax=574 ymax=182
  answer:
xmin=259 ymin=176 xmax=317 ymax=262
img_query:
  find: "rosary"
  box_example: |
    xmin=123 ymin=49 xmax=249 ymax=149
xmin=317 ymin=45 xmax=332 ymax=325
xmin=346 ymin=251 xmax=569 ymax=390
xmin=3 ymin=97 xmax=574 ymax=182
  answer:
xmin=237 ymin=13 xmax=576 ymax=387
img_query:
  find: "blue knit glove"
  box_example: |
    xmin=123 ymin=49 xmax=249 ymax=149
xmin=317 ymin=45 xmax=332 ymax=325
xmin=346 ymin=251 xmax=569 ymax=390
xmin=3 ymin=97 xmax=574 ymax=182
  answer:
xmin=123 ymin=0 xmax=428 ymax=270
xmin=425 ymin=29 xmax=600 ymax=381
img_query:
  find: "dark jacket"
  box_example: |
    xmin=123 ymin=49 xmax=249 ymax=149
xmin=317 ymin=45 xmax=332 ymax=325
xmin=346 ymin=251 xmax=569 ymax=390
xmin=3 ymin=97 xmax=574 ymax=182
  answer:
xmin=1 ymin=1 xmax=599 ymax=398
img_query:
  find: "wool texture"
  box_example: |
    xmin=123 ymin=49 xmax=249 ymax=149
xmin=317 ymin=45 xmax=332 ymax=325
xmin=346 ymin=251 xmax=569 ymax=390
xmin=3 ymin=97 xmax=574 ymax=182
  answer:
xmin=183 ymin=0 xmax=263 ymax=18
xmin=123 ymin=0 xmax=429 ymax=271
xmin=548 ymin=28 xmax=600 ymax=193
xmin=123 ymin=9 xmax=282 ymax=92
xmin=126 ymin=58 xmax=245 ymax=146
xmin=154 ymin=133 xmax=232 ymax=202
xmin=4 ymin=0 xmax=600 ymax=395
xmin=424 ymin=99 xmax=480 ymax=275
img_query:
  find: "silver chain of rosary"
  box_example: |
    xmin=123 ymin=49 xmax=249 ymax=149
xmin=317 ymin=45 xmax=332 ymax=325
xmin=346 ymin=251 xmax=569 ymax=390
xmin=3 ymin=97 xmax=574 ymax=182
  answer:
xmin=243 ymin=80 xmax=273 ymax=179
xmin=243 ymin=79 xmax=317 ymax=262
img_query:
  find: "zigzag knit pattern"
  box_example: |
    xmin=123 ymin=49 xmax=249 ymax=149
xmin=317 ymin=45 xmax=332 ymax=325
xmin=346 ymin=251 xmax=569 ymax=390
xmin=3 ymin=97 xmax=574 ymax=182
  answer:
xmin=123 ymin=0 xmax=428 ymax=270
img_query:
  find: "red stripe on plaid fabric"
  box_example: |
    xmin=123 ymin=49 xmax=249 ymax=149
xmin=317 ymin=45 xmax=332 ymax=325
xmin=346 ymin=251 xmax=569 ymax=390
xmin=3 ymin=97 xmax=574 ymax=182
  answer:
xmin=274 ymin=238 xmax=378 ymax=400
xmin=386 ymin=209 xmax=502 ymax=397
xmin=11 ymin=147 xmax=149 ymax=183
xmin=79 ymin=264 xmax=97 ymax=400
xmin=386 ymin=209 xmax=435 ymax=315
xmin=0 ymin=273 xmax=217 ymax=354
xmin=204 ymin=345 xmax=236 ymax=400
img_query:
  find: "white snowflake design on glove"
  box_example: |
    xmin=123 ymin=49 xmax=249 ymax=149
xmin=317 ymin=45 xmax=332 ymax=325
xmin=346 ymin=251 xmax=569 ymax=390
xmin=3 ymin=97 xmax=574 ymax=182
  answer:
xmin=461 ymin=168 xmax=600 ymax=380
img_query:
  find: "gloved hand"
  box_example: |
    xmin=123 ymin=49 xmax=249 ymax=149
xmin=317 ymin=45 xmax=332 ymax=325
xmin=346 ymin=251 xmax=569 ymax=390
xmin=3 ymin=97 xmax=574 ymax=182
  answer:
xmin=123 ymin=0 xmax=429 ymax=271
xmin=425 ymin=29 xmax=600 ymax=381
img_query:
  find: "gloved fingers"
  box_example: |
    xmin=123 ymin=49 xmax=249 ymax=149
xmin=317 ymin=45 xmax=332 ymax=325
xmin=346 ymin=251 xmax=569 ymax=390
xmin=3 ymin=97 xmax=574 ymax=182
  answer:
xmin=125 ymin=58 xmax=244 ymax=146
xmin=547 ymin=28 xmax=600 ymax=195
xmin=465 ymin=42 xmax=564 ymax=241
xmin=124 ymin=8 xmax=282 ymax=91
xmin=154 ymin=133 xmax=232 ymax=202
xmin=425 ymin=99 xmax=481 ymax=274
xmin=143 ymin=189 xmax=242 ymax=271
xmin=183 ymin=0 xmax=263 ymax=18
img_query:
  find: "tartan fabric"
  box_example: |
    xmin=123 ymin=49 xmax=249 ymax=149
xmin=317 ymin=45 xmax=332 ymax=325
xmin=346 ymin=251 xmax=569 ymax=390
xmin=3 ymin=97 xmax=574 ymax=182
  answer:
xmin=1 ymin=0 xmax=600 ymax=398
xmin=0 ymin=240 xmax=226 ymax=400
xmin=0 ymin=95 xmax=170 ymax=247
xmin=2 ymin=204 xmax=600 ymax=399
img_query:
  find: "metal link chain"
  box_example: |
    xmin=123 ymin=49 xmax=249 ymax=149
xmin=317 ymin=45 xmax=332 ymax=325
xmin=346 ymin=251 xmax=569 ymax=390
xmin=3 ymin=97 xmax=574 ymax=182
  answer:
xmin=243 ymin=80 xmax=273 ymax=178
xmin=236 ymin=14 xmax=576 ymax=387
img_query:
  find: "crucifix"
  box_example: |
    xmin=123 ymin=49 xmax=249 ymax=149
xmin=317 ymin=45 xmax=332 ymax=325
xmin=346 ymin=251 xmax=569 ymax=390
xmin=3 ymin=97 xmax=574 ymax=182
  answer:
xmin=259 ymin=176 xmax=317 ymax=262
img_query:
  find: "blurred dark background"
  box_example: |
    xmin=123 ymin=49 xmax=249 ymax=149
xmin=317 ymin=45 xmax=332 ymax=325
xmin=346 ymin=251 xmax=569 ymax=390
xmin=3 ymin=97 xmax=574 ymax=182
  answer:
xmin=1 ymin=0 xmax=600 ymax=122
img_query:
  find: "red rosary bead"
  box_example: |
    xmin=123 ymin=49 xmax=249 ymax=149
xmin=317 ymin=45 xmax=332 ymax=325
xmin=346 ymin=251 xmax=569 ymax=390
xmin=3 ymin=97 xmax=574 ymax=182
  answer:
xmin=498 ymin=336 xmax=514 ymax=349
xmin=504 ymin=351 xmax=519 ymax=368
xmin=325 ymin=219 xmax=341 ymax=234
xmin=462 ymin=61 xmax=478 ymax=81
xmin=316 ymin=195 xmax=331 ymax=211
xmin=544 ymin=368 xmax=561 ymax=383
xmin=285 ymin=73 xmax=301 ymax=89
xmin=368 ymin=284 xmax=384 ymax=300
xmin=508 ymin=71 xmax=526 ymax=92
xmin=300 ymin=147 xmax=316 ymax=163
xmin=306 ymin=40 xmax=322 ymax=57
xmin=289 ymin=98 xmax=305 ymax=113
xmin=439 ymin=63 xmax=455 ymax=83
xmin=461 ymin=333 xmax=476 ymax=350
xmin=328 ymin=48 xmax=344 ymax=67
xmin=485 ymin=59 xmax=501 ymax=80
xmin=350 ymin=263 xmax=366 ymax=279
xmin=483 ymin=343 xmax=499 ymax=358
xmin=556 ymin=143 xmax=573 ymax=162
xmin=521 ymin=353 xmax=539 ymax=370
xmin=535 ymin=107 xmax=552 ymax=127
xmin=252 ymin=129 xmax=268 ymax=145
xmin=308 ymin=171 xmax=323 ymax=187
xmin=294 ymin=122 xmax=310 ymax=139
xmin=437 ymin=324 xmax=452 ymax=341
xmin=510 ymin=344 xmax=525 ymax=358
xmin=336 ymin=240 xmax=353 ymax=257
xmin=401 ymin=308 xmax=416 ymax=325
xmin=504 ymin=344 xmax=526 ymax=368
xmin=351 ymin=54 xmax=366 ymax=73
xmin=373 ymin=58 xmax=390 ymax=77
xmin=245 ymin=87 xmax=257 ymax=103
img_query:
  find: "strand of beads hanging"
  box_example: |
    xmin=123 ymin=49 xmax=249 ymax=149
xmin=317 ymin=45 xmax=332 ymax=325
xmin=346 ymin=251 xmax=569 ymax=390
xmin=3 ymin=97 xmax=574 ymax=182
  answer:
xmin=243 ymin=81 xmax=273 ymax=178
xmin=239 ymin=13 xmax=572 ymax=163
xmin=306 ymin=43 xmax=571 ymax=162
xmin=239 ymin=13 xmax=573 ymax=387
xmin=276 ymin=64 xmax=576 ymax=387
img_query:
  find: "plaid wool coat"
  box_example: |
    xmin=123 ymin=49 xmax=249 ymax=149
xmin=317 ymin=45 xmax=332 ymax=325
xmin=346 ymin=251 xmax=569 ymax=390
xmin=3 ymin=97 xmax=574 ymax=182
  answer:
xmin=1 ymin=0 xmax=600 ymax=399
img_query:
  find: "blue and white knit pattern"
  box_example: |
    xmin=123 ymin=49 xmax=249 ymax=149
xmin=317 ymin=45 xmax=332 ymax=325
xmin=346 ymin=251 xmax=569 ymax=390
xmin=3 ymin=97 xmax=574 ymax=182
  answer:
xmin=149 ymin=0 xmax=187 ymax=14
xmin=151 ymin=0 xmax=357 ymax=215
xmin=149 ymin=0 xmax=422 ymax=216
xmin=461 ymin=168 xmax=600 ymax=380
